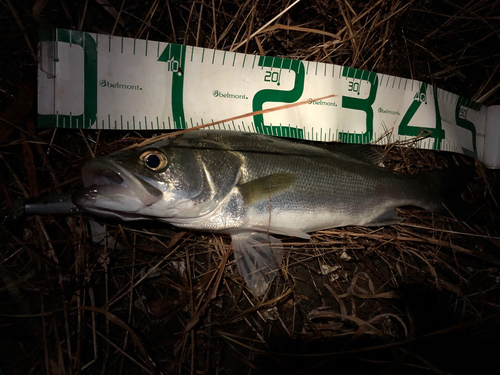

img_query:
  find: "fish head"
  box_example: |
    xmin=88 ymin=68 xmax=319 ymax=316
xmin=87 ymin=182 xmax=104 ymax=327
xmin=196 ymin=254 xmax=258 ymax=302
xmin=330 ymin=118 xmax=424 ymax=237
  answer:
xmin=72 ymin=141 xmax=215 ymax=221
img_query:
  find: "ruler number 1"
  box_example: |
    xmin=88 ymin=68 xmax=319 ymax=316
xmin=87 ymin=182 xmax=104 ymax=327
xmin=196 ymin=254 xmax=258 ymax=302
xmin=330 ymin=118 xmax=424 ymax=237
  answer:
xmin=166 ymin=57 xmax=180 ymax=73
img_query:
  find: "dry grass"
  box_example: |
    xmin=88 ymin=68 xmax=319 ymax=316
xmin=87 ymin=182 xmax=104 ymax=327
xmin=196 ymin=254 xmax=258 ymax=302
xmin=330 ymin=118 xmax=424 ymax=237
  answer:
xmin=1 ymin=1 xmax=500 ymax=374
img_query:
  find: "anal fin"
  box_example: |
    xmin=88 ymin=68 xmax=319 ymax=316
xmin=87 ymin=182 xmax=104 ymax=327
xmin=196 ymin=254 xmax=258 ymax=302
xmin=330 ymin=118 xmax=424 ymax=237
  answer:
xmin=364 ymin=209 xmax=402 ymax=226
xmin=246 ymin=226 xmax=311 ymax=239
xmin=231 ymin=232 xmax=283 ymax=296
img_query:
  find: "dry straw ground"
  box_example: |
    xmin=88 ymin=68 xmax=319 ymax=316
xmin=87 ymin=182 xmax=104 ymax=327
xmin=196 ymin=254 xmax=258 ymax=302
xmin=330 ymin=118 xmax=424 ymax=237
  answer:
xmin=1 ymin=1 xmax=500 ymax=374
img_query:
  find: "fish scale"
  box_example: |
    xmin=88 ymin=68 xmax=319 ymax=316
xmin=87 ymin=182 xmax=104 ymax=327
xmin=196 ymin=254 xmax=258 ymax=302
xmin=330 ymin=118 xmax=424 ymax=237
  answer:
xmin=240 ymin=152 xmax=422 ymax=232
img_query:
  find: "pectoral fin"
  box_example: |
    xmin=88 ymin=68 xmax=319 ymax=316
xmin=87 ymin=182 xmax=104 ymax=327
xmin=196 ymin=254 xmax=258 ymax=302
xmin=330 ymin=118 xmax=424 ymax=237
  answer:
xmin=238 ymin=173 xmax=296 ymax=206
xmin=89 ymin=220 xmax=126 ymax=249
xmin=231 ymin=232 xmax=284 ymax=296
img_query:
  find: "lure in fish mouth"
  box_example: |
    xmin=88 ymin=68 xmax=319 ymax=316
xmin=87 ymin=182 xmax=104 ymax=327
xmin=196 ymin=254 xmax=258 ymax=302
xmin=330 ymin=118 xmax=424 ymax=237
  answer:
xmin=74 ymin=158 xmax=165 ymax=220
xmin=72 ymin=130 xmax=473 ymax=296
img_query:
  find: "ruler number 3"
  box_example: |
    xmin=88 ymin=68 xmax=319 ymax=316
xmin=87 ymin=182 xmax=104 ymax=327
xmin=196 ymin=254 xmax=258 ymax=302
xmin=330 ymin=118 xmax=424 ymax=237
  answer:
xmin=348 ymin=81 xmax=360 ymax=95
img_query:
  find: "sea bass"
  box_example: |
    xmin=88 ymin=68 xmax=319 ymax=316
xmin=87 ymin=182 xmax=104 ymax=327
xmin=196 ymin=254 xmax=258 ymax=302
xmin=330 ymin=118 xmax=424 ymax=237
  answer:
xmin=73 ymin=130 xmax=469 ymax=295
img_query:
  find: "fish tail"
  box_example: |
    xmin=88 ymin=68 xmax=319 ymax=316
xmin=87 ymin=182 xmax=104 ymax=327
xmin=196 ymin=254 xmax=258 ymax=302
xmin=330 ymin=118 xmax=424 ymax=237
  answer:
xmin=420 ymin=166 xmax=474 ymax=218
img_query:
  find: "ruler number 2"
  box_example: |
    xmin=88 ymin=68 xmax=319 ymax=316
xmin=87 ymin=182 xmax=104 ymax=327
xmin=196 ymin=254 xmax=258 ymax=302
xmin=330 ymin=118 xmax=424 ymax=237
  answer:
xmin=264 ymin=71 xmax=281 ymax=85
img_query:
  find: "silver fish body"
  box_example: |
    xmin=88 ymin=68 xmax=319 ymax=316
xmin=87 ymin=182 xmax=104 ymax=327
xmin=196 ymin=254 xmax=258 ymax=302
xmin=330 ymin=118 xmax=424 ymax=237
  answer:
xmin=73 ymin=130 xmax=464 ymax=295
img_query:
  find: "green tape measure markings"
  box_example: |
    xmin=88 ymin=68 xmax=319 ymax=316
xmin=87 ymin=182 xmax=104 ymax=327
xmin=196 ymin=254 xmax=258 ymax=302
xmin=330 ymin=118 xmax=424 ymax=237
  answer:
xmin=252 ymin=56 xmax=305 ymax=138
xmin=455 ymin=96 xmax=480 ymax=157
xmin=158 ymin=43 xmax=187 ymax=129
xmin=398 ymin=83 xmax=448 ymax=150
xmin=39 ymin=29 xmax=97 ymax=129
xmin=37 ymin=29 xmax=492 ymax=165
xmin=340 ymin=66 xmax=377 ymax=143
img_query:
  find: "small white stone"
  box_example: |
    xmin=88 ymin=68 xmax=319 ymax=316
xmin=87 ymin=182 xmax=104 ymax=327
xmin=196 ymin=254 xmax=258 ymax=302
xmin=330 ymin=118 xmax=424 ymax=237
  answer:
xmin=264 ymin=307 xmax=279 ymax=321
xmin=340 ymin=251 xmax=352 ymax=261
xmin=170 ymin=260 xmax=186 ymax=275
xmin=320 ymin=264 xmax=341 ymax=275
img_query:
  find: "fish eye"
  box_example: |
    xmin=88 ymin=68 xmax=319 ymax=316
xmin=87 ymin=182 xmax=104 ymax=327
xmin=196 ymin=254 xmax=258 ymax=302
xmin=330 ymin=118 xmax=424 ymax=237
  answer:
xmin=140 ymin=150 xmax=168 ymax=171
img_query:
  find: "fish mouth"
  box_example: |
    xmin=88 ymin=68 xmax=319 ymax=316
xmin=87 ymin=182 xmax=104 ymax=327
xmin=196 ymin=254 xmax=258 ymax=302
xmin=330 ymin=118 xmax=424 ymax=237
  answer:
xmin=72 ymin=159 xmax=163 ymax=217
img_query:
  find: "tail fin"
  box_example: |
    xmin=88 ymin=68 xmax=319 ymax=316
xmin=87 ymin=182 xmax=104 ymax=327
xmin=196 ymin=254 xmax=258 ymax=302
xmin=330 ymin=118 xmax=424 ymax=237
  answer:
xmin=421 ymin=166 xmax=475 ymax=219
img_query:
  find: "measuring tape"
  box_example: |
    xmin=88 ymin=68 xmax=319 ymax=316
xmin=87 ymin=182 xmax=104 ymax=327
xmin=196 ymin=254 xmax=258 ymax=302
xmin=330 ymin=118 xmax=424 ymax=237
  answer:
xmin=37 ymin=28 xmax=500 ymax=168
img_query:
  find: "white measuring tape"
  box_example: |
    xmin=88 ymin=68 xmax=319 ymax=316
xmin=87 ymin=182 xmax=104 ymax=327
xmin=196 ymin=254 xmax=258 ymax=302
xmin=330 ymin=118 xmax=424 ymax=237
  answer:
xmin=37 ymin=29 xmax=500 ymax=168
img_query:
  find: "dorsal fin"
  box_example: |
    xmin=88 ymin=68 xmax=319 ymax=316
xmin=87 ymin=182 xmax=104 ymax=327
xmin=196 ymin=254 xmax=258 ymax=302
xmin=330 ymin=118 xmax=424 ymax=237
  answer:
xmin=322 ymin=143 xmax=388 ymax=165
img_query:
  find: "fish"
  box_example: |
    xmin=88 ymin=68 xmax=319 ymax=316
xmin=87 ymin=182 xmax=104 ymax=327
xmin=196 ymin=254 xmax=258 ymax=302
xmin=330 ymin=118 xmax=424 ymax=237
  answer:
xmin=72 ymin=130 xmax=471 ymax=296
